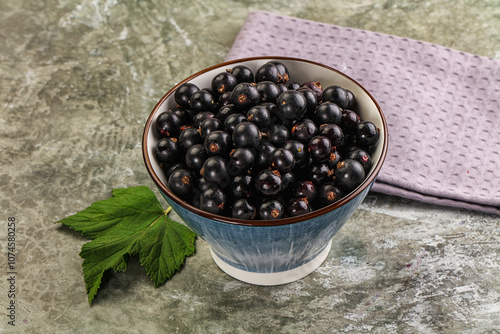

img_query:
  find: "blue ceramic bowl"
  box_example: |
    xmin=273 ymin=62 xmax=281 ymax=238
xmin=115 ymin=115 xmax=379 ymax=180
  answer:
xmin=143 ymin=57 xmax=388 ymax=285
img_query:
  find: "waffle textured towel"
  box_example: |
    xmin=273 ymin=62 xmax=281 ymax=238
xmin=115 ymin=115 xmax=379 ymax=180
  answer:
xmin=226 ymin=11 xmax=500 ymax=215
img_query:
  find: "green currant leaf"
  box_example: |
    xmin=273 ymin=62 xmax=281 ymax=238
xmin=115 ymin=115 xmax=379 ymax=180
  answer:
xmin=56 ymin=186 xmax=196 ymax=305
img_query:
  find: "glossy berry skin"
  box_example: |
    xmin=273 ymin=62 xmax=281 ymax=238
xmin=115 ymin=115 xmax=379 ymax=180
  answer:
xmin=198 ymin=178 xmax=218 ymax=193
xmin=347 ymin=149 xmax=372 ymax=174
xmin=255 ymin=169 xmax=284 ymax=196
xmin=215 ymin=104 xmax=236 ymax=123
xmin=297 ymin=87 xmax=318 ymax=115
xmin=308 ymin=135 xmax=333 ymax=162
xmin=301 ymin=81 xmax=323 ymax=101
xmin=227 ymin=65 xmax=254 ymax=83
xmin=167 ymin=169 xmax=195 ymax=199
xmin=201 ymin=156 xmax=231 ymax=188
xmin=224 ymin=113 xmax=247 ymax=134
xmin=232 ymin=199 xmax=257 ymax=219
xmin=285 ymin=81 xmax=300 ymax=90
xmin=256 ymin=80 xmax=281 ymax=104
xmin=322 ymin=85 xmax=356 ymax=110
xmin=325 ymin=147 xmax=342 ymax=169
xmin=174 ymin=82 xmax=199 ymax=109
xmin=340 ymin=110 xmax=361 ymax=134
xmin=165 ymin=162 xmax=186 ymax=179
xmin=287 ymin=197 xmax=312 ymax=217
xmin=229 ymin=175 xmax=254 ymax=199
xmin=230 ymin=83 xmax=260 ymax=111
xmin=270 ymin=148 xmax=296 ymax=173
xmin=227 ymin=148 xmax=255 ymax=175
xmin=193 ymin=111 xmax=215 ymax=128
xmin=355 ymin=121 xmax=380 ymax=147
xmin=293 ymin=180 xmax=317 ymax=201
xmin=291 ymin=118 xmax=317 ymax=142
xmin=156 ymin=111 xmax=183 ymax=138
xmin=283 ymin=140 xmax=307 ymax=167
xmin=276 ymin=90 xmax=307 ymax=125
xmin=199 ymin=188 xmax=227 ymax=215
xmin=335 ymin=159 xmax=366 ymax=191
xmin=199 ymin=118 xmax=223 ymax=138
xmin=258 ymin=200 xmax=285 ymax=220
xmin=189 ymin=89 xmax=216 ymax=112
xmin=314 ymin=102 xmax=342 ymax=125
xmin=267 ymin=124 xmax=290 ymax=147
xmin=232 ymin=121 xmax=261 ymax=148
xmin=256 ymin=61 xmax=290 ymax=84
xmin=319 ymin=123 xmax=344 ymax=147
xmin=246 ymin=105 xmax=272 ymax=129
xmin=185 ymin=144 xmax=208 ymax=172
xmin=307 ymin=162 xmax=334 ymax=185
xmin=204 ymin=130 xmax=232 ymax=156
xmin=154 ymin=137 xmax=181 ymax=167
xmin=211 ymin=72 xmax=238 ymax=96
xmin=316 ymin=183 xmax=344 ymax=208
xmin=179 ymin=127 xmax=202 ymax=151
xmin=282 ymin=171 xmax=296 ymax=190
xmin=254 ymin=141 xmax=277 ymax=169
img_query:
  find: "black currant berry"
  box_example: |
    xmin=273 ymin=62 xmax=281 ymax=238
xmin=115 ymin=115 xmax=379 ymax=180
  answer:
xmin=229 ymin=175 xmax=254 ymax=199
xmin=201 ymin=156 xmax=231 ymax=188
xmin=316 ymin=183 xmax=344 ymax=208
xmin=167 ymin=169 xmax=195 ymax=199
xmin=283 ymin=140 xmax=308 ymax=167
xmin=211 ymin=72 xmax=238 ymax=96
xmin=254 ymin=141 xmax=277 ymax=169
xmin=275 ymin=90 xmax=307 ymax=125
xmin=154 ymin=137 xmax=181 ymax=167
xmin=287 ymin=197 xmax=312 ymax=217
xmin=297 ymin=87 xmax=318 ymax=115
xmin=227 ymin=148 xmax=255 ymax=175
xmin=258 ymin=200 xmax=285 ymax=220
xmin=185 ymin=144 xmax=208 ymax=172
xmin=232 ymin=199 xmax=257 ymax=219
xmin=255 ymin=169 xmax=284 ymax=196
xmin=215 ymin=104 xmax=236 ymax=122
xmin=267 ymin=124 xmax=290 ymax=147
xmin=340 ymin=109 xmax=361 ymax=134
xmin=301 ymin=81 xmax=323 ymax=101
xmin=270 ymin=148 xmax=296 ymax=173
xmin=314 ymin=102 xmax=342 ymax=125
xmin=230 ymin=82 xmax=260 ymax=111
xmin=355 ymin=121 xmax=380 ymax=147
xmin=307 ymin=162 xmax=334 ymax=185
xmin=308 ymin=136 xmax=333 ymax=162
xmin=199 ymin=118 xmax=223 ymax=138
xmin=293 ymin=180 xmax=317 ymax=201
xmin=189 ymin=89 xmax=216 ymax=112
xmin=291 ymin=118 xmax=317 ymax=142
xmin=227 ymin=65 xmax=254 ymax=83
xmin=256 ymin=61 xmax=290 ymax=84
xmin=192 ymin=111 xmax=215 ymax=128
xmin=179 ymin=127 xmax=202 ymax=151
xmin=335 ymin=159 xmax=366 ymax=191
xmin=155 ymin=111 xmax=183 ymax=138
xmin=204 ymin=130 xmax=232 ymax=156
xmin=246 ymin=105 xmax=272 ymax=129
xmin=199 ymin=188 xmax=227 ymax=215
xmin=174 ymin=82 xmax=199 ymax=109
xmin=232 ymin=121 xmax=261 ymax=148
xmin=224 ymin=113 xmax=247 ymax=134
xmin=323 ymin=85 xmax=356 ymax=110
xmin=346 ymin=149 xmax=372 ymax=174
xmin=319 ymin=123 xmax=344 ymax=147
xmin=256 ymin=80 xmax=281 ymax=104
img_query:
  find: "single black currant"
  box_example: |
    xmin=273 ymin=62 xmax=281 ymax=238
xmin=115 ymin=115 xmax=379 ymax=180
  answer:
xmin=179 ymin=127 xmax=202 ymax=151
xmin=154 ymin=137 xmax=181 ymax=167
xmin=256 ymin=80 xmax=281 ymax=104
xmin=167 ymin=169 xmax=196 ymax=199
xmin=316 ymin=183 xmax=344 ymax=208
xmin=199 ymin=188 xmax=227 ymax=215
xmin=246 ymin=105 xmax=272 ymax=129
xmin=229 ymin=174 xmax=254 ymax=199
xmin=230 ymin=82 xmax=260 ymax=111
xmin=227 ymin=65 xmax=254 ymax=83
xmin=319 ymin=123 xmax=344 ymax=147
xmin=287 ymin=197 xmax=312 ymax=217
xmin=199 ymin=117 xmax=223 ymax=138
xmin=232 ymin=199 xmax=257 ymax=219
xmin=255 ymin=169 xmax=284 ymax=196
xmin=185 ymin=144 xmax=208 ymax=172
xmin=293 ymin=180 xmax=317 ymax=201
xmin=267 ymin=124 xmax=290 ymax=147
xmin=192 ymin=111 xmax=215 ymax=128
xmin=270 ymin=148 xmax=296 ymax=173
xmin=201 ymin=156 xmax=231 ymax=188
xmin=224 ymin=113 xmax=247 ymax=134
xmin=211 ymin=71 xmax=238 ymax=96
xmin=308 ymin=136 xmax=333 ymax=162
xmin=227 ymin=148 xmax=255 ymax=175
xmin=322 ymin=85 xmax=356 ymax=110
xmin=204 ymin=130 xmax=232 ymax=156
xmin=291 ymin=118 xmax=317 ymax=142
xmin=314 ymin=102 xmax=342 ymax=125
xmin=189 ymin=89 xmax=216 ymax=112
xmin=275 ymin=90 xmax=307 ymax=125
xmin=174 ymin=82 xmax=199 ymax=109
xmin=232 ymin=121 xmax=261 ymax=148
xmin=355 ymin=121 xmax=380 ymax=147
xmin=258 ymin=200 xmax=285 ymax=220
xmin=256 ymin=61 xmax=290 ymax=84
xmin=335 ymin=159 xmax=366 ymax=191
xmin=346 ymin=149 xmax=372 ymax=174
xmin=301 ymin=81 xmax=323 ymax=101
xmin=155 ymin=110 xmax=183 ymax=137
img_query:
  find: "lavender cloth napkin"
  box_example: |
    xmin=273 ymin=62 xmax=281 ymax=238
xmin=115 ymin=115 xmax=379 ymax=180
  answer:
xmin=226 ymin=11 xmax=500 ymax=215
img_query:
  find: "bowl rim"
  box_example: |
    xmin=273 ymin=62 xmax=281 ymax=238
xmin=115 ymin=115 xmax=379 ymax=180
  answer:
xmin=142 ymin=56 xmax=388 ymax=227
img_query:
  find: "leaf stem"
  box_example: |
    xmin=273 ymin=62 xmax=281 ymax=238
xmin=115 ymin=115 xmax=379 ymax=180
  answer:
xmin=164 ymin=207 xmax=172 ymax=215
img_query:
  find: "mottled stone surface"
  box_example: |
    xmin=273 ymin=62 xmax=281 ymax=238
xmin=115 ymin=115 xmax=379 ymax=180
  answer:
xmin=0 ymin=0 xmax=499 ymax=333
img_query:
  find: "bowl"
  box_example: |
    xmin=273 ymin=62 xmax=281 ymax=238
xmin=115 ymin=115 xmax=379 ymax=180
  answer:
xmin=142 ymin=57 xmax=388 ymax=285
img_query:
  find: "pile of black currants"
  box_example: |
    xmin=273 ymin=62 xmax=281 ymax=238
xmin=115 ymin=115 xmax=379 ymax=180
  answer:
xmin=153 ymin=61 xmax=379 ymax=220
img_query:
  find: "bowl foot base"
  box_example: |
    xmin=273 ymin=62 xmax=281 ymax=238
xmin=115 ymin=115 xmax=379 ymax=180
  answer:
xmin=209 ymin=240 xmax=332 ymax=286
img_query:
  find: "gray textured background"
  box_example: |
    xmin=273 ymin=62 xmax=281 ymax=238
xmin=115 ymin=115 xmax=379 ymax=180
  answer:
xmin=1 ymin=1 xmax=499 ymax=333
